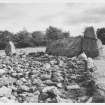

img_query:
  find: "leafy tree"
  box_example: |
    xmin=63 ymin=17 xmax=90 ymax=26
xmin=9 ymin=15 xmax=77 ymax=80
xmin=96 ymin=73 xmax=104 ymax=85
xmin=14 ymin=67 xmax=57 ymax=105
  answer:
xmin=46 ymin=26 xmax=63 ymax=41
xmin=46 ymin=26 xmax=70 ymax=42
xmin=96 ymin=28 xmax=105 ymax=44
xmin=0 ymin=30 xmax=13 ymax=49
xmin=62 ymin=31 xmax=70 ymax=38
xmin=32 ymin=31 xmax=46 ymax=46
xmin=14 ymin=29 xmax=33 ymax=48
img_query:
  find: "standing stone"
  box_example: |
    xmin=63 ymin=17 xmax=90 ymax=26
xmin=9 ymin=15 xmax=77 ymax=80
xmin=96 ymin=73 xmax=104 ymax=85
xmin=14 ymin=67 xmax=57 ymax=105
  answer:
xmin=5 ymin=41 xmax=16 ymax=56
xmin=83 ymin=27 xmax=99 ymax=58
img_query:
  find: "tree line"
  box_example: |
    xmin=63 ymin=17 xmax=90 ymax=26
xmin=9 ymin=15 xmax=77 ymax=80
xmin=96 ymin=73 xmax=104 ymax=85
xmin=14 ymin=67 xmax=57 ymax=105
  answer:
xmin=0 ymin=26 xmax=104 ymax=50
xmin=0 ymin=26 xmax=70 ymax=50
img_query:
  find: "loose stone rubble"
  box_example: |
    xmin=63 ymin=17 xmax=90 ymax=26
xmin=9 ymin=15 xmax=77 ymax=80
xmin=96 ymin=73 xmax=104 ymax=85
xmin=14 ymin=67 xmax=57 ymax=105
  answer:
xmin=0 ymin=52 xmax=104 ymax=103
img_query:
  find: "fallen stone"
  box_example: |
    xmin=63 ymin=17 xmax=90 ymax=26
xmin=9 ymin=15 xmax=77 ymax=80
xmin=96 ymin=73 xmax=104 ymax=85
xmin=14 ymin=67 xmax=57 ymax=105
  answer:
xmin=0 ymin=69 xmax=6 ymax=75
xmin=67 ymin=84 xmax=80 ymax=90
xmin=40 ymin=74 xmax=51 ymax=81
xmin=0 ymin=86 xmax=12 ymax=97
xmin=0 ymin=97 xmax=16 ymax=103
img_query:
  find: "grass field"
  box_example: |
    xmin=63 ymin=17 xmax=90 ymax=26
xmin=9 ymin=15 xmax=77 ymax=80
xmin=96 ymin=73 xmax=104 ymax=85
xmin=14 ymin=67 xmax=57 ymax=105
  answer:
xmin=0 ymin=47 xmax=46 ymax=56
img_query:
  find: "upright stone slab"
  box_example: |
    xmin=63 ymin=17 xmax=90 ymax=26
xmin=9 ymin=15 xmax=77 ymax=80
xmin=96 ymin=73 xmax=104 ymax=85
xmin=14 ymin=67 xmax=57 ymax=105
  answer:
xmin=83 ymin=27 xmax=99 ymax=58
xmin=5 ymin=41 xmax=16 ymax=56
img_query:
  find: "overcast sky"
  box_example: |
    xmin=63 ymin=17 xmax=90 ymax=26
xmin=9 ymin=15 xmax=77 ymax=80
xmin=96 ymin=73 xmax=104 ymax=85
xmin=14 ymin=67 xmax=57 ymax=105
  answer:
xmin=0 ymin=3 xmax=105 ymax=36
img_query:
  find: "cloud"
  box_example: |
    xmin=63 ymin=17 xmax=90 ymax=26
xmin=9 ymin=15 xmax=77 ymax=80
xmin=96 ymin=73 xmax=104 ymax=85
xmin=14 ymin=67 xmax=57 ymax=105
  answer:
xmin=86 ymin=5 xmax=105 ymax=15
xmin=0 ymin=3 xmax=105 ymax=36
xmin=65 ymin=3 xmax=105 ymax=26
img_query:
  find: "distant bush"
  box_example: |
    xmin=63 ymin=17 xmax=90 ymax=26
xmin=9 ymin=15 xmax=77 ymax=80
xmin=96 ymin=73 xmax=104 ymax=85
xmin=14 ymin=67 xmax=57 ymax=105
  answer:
xmin=96 ymin=28 xmax=105 ymax=44
xmin=46 ymin=26 xmax=70 ymax=42
xmin=0 ymin=42 xmax=6 ymax=50
xmin=0 ymin=30 xmax=14 ymax=50
xmin=14 ymin=29 xmax=34 ymax=48
xmin=31 ymin=31 xmax=47 ymax=46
